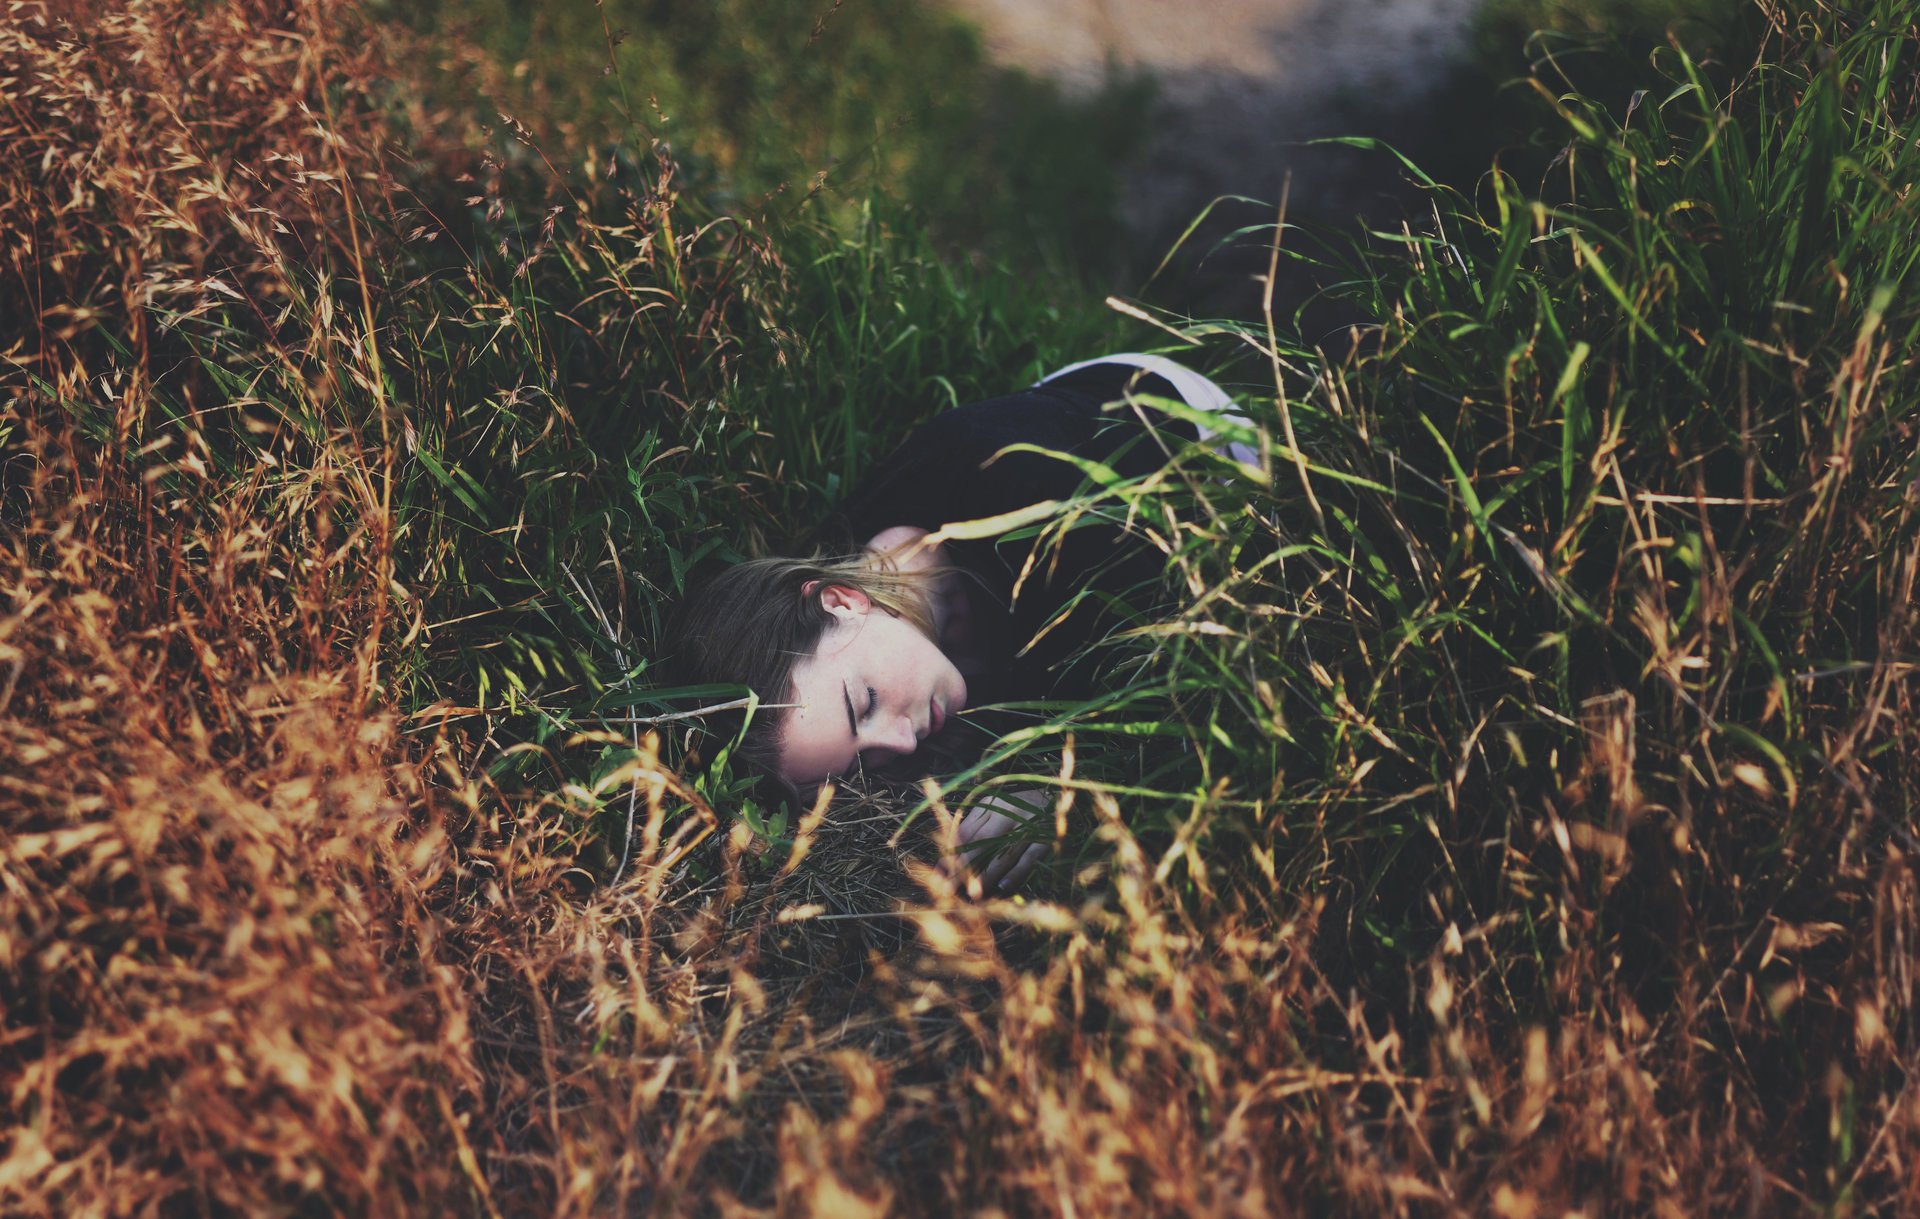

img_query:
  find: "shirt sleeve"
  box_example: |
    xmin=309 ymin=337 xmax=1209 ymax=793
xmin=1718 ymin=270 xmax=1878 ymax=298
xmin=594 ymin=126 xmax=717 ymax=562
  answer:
xmin=828 ymin=364 xmax=1198 ymax=547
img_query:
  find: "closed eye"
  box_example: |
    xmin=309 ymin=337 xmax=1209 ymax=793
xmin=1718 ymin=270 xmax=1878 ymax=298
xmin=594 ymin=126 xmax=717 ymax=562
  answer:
xmin=853 ymin=688 xmax=880 ymax=773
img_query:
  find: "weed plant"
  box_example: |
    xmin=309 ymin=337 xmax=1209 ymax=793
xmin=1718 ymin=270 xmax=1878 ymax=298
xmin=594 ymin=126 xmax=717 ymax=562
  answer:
xmin=4 ymin=0 xmax=1920 ymax=1214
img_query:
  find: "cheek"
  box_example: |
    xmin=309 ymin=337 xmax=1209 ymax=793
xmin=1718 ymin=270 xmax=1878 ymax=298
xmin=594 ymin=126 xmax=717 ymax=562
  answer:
xmin=917 ymin=633 xmax=961 ymax=690
xmin=906 ymin=625 xmax=947 ymax=667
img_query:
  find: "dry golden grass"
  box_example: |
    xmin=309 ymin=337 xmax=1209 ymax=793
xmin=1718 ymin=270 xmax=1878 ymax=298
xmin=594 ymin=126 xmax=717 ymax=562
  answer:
xmin=5 ymin=0 xmax=1920 ymax=1215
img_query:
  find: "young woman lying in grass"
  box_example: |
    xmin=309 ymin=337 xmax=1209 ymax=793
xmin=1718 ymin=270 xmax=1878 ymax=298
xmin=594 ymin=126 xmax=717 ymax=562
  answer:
xmin=667 ymin=354 xmax=1255 ymax=891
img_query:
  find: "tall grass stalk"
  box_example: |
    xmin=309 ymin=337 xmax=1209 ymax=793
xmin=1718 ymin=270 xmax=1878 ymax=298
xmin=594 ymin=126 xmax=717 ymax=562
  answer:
xmin=6 ymin=0 xmax=1920 ymax=1214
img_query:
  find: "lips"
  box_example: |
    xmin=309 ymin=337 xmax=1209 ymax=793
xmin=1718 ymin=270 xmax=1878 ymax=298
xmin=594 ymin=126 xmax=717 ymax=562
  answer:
xmin=928 ymin=697 xmax=945 ymax=736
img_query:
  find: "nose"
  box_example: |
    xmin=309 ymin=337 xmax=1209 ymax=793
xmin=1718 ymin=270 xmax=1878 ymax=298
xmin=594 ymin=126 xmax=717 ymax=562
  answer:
xmin=874 ymin=716 xmax=918 ymax=754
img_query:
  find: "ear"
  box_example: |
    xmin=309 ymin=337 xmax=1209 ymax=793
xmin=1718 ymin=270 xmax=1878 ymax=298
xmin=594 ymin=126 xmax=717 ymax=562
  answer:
xmin=813 ymin=583 xmax=872 ymax=617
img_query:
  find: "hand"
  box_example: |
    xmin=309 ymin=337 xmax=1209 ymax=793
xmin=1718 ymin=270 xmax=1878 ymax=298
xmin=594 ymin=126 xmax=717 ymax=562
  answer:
xmin=952 ymin=789 xmax=1050 ymax=895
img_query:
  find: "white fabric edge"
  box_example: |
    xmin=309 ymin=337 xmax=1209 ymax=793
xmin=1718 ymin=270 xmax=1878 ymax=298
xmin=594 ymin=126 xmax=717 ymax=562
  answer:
xmin=1038 ymin=352 xmax=1261 ymax=469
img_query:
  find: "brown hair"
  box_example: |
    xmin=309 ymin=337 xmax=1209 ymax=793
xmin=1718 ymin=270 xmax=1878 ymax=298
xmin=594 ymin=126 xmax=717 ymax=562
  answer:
xmin=661 ymin=553 xmax=935 ymax=785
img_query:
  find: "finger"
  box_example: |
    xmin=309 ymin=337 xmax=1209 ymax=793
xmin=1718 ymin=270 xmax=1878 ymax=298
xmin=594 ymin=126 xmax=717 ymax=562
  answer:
xmin=979 ymin=839 xmax=1026 ymax=892
xmin=976 ymin=845 xmax=1012 ymax=891
xmin=942 ymin=832 xmax=990 ymax=880
xmin=946 ymin=809 xmax=996 ymax=877
xmin=959 ymin=825 xmax=1003 ymax=868
xmin=955 ymin=811 xmax=985 ymax=847
xmin=955 ymin=805 xmax=1002 ymax=845
xmin=996 ymin=843 xmax=1048 ymax=894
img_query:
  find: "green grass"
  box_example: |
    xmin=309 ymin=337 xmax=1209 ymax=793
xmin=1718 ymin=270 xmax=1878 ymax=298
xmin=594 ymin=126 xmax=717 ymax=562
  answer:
xmin=354 ymin=0 xmax=1920 ymax=1047
xmin=12 ymin=0 xmax=1920 ymax=1209
xmin=846 ymin=0 xmax=1920 ymax=1048
xmin=376 ymin=0 xmax=1151 ymax=273
xmin=386 ymin=198 xmax=1129 ymax=837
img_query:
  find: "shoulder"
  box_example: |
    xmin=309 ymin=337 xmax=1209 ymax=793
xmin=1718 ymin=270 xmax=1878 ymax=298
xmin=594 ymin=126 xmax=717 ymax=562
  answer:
xmin=827 ymin=369 xmax=1199 ymax=540
xmin=897 ymin=384 xmax=1099 ymax=448
xmin=862 ymin=525 xmax=941 ymax=572
xmin=893 ymin=371 xmax=1193 ymax=461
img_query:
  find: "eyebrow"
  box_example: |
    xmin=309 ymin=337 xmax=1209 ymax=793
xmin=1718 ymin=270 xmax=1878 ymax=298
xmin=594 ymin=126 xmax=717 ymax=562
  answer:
xmin=841 ymin=679 xmax=858 ymax=738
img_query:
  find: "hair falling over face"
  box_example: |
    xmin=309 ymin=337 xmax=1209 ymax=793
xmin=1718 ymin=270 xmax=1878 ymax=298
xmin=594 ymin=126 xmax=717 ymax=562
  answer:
xmin=662 ymin=553 xmax=939 ymax=780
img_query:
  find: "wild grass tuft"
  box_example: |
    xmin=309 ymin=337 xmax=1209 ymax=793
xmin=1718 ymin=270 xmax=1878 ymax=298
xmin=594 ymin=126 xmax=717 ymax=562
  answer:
xmin=5 ymin=0 xmax=1920 ymax=1214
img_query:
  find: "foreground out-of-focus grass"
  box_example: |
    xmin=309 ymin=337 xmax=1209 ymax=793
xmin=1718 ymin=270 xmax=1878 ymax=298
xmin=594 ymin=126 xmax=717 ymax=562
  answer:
xmin=6 ymin=0 xmax=1920 ymax=1214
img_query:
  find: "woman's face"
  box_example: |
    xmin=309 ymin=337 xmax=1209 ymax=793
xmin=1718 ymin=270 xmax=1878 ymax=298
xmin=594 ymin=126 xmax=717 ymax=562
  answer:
xmin=778 ymin=584 xmax=967 ymax=786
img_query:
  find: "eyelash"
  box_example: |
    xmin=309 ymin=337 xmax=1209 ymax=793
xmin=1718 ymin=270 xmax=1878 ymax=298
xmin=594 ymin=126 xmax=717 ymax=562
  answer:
xmin=853 ymin=687 xmax=879 ymax=772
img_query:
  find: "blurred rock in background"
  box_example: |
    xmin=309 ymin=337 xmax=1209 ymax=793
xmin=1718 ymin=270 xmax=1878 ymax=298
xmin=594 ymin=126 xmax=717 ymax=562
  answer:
xmin=941 ymin=0 xmax=1483 ymax=315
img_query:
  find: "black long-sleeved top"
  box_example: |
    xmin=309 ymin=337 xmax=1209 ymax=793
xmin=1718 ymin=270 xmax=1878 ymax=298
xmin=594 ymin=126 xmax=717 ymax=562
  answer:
xmin=816 ymin=362 xmax=1200 ymax=707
